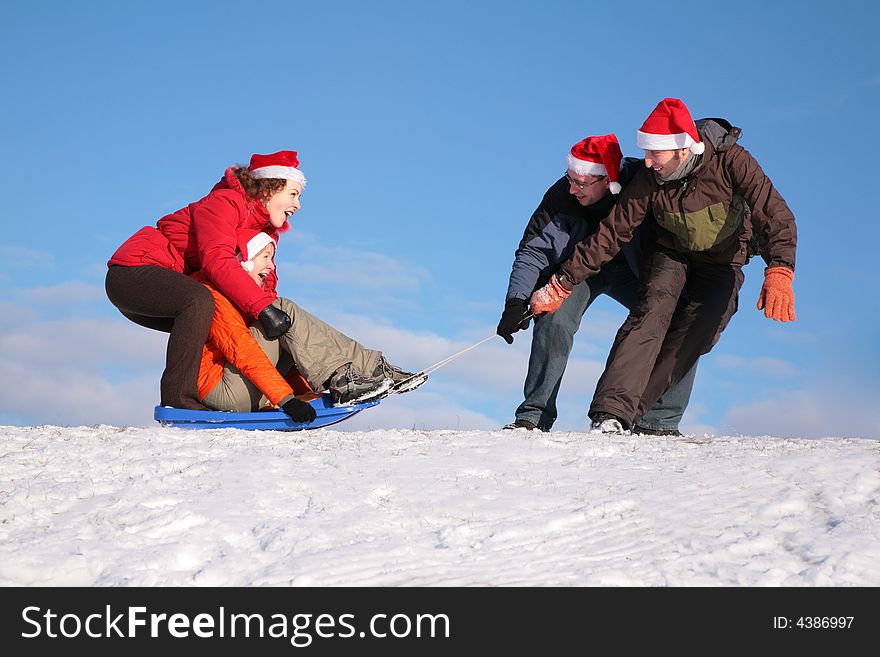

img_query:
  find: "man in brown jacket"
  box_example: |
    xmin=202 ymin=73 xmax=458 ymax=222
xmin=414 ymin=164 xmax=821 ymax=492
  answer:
xmin=529 ymin=98 xmax=797 ymax=434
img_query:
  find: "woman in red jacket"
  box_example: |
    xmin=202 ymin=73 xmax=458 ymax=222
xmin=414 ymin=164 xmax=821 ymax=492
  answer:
xmin=106 ymin=151 xmax=304 ymax=410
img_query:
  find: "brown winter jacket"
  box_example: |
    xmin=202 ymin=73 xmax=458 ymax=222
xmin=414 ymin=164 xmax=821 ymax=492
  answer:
xmin=559 ymin=119 xmax=797 ymax=285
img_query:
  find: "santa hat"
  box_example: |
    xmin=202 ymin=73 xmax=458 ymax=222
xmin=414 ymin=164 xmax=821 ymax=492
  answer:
xmin=567 ymin=134 xmax=623 ymax=194
xmin=237 ymin=230 xmax=277 ymax=272
xmin=636 ymin=98 xmax=705 ymax=155
xmin=248 ymin=150 xmax=307 ymax=187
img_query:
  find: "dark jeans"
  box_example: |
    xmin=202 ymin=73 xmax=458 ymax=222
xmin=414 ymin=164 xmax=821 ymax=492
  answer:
xmin=590 ymin=248 xmax=743 ymax=427
xmin=105 ymin=265 xmax=214 ymax=410
xmin=515 ymin=258 xmax=697 ymax=431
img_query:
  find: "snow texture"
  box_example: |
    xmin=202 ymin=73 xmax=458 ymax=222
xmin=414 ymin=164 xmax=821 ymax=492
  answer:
xmin=1 ymin=425 xmax=878 ymax=586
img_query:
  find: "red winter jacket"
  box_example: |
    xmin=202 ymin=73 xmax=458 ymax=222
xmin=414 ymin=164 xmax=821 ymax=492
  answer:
xmin=108 ymin=167 xmax=287 ymax=319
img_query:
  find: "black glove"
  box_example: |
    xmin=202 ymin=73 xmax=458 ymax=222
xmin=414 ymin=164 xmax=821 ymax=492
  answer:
xmin=496 ymin=298 xmax=531 ymax=344
xmin=258 ymin=304 xmax=292 ymax=340
xmin=281 ymin=397 xmax=317 ymax=423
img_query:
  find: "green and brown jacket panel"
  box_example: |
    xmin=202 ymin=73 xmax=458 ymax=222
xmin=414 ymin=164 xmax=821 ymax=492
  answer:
xmin=559 ymin=119 xmax=797 ymax=286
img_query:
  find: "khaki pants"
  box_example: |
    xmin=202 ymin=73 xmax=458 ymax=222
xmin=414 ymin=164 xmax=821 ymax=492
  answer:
xmin=204 ymin=297 xmax=382 ymax=412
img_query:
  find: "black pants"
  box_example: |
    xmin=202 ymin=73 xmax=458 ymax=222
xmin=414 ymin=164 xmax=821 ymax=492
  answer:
xmin=105 ymin=265 xmax=214 ymax=410
xmin=590 ymin=247 xmax=744 ymax=427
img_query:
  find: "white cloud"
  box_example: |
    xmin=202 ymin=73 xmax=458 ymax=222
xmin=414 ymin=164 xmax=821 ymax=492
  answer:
xmin=0 ymin=360 xmax=157 ymax=427
xmin=0 ymin=314 xmax=167 ymax=425
xmin=711 ymin=354 xmax=797 ymax=378
xmin=0 ymin=317 xmax=166 ymax=370
xmin=680 ymin=422 xmax=719 ymax=437
xmin=0 ymin=245 xmax=54 ymax=268
xmin=723 ymin=390 xmax=880 ymax=440
xmin=276 ymin=231 xmax=431 ymax=295
xmin=0 ymin=302 xmax=37 ymax=329
xmin=19 ymin=281 xmax=105 ymax=305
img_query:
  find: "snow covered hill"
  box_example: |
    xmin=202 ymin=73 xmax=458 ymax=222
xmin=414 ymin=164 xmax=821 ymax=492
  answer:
xmin=1 ymin=425 xmax=878 ymax=586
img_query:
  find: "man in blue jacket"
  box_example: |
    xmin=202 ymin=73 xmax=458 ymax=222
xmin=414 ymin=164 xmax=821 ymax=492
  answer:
xmin=497 ymin=134 xmax=696 ymax=435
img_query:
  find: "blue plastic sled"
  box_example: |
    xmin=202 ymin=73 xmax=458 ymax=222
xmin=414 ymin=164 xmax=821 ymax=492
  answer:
xmin=154 ymin=394 xmax=379 ymax=431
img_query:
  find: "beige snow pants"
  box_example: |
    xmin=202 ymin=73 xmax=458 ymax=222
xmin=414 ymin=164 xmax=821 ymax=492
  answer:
xmin=203 ymin=297 xmax=382 ymax=412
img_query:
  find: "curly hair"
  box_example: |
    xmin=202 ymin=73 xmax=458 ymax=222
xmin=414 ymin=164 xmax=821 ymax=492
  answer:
xmin=233 ymin=167 xmax=289 ymax=204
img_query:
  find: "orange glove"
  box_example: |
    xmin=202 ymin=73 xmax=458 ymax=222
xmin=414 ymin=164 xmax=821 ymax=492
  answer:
xmin=530 ymin=274 xmax=572 ymax=315
xmin=757 ymin=266 xmax=796 ymax=322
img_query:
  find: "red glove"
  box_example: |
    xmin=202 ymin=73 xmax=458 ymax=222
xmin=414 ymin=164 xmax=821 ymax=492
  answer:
xmin=530 ymin=274 xmax=572 ymax=315
xmin=757 ymin=266 xmax=796 ymax=322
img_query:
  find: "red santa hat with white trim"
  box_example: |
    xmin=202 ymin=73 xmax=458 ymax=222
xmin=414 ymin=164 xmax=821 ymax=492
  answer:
xmin=567 ymin=134 xmax=623 ymax=194
xmin=237 ymin=230 xmax=277 ymax=272
xmin=636 ymin=98 xmax=704 ymax=155
xmin=248 ymin=150 xmax=307 ymax=187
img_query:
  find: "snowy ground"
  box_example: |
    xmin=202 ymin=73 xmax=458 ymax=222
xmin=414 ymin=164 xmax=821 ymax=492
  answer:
xmin=1 ymin=424 xmax=878 ymax=587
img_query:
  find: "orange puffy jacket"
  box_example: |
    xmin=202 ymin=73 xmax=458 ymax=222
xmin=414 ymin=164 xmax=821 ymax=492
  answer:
xmin=193 ymin=273 xmax=311 ymax=406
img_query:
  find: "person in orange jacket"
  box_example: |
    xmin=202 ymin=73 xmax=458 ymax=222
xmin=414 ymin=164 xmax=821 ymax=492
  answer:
xmin=196 ymin=230 xmax=421 ymax=417
xmin=193 ymin=267 xmax=317 ymax=423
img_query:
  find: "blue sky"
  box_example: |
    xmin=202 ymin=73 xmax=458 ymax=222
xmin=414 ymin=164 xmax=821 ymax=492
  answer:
xmin=1 ymin=0 xmax=878 ymax=438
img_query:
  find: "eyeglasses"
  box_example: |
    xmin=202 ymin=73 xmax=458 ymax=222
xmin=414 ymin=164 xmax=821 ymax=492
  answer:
xmin=565 ymin=172 xmax=606 ymax=191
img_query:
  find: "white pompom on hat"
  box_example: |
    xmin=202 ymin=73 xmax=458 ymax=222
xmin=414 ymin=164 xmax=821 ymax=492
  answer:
xmin=237 ymin=230 xmax=277 ymax=272
xmin=636 ymin=98 xmax=705 ymax=155
xmin=248 ymin=150 xmax=307 ymax=187
xmin=567 ymin=134 xmax=623 ymax=194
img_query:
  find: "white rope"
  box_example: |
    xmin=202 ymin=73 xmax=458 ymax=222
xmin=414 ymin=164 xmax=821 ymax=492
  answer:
xmin=419 ymin=332 xmax=498 ymax=376
xmin=391 ymin=313 xmax=536 ymax=390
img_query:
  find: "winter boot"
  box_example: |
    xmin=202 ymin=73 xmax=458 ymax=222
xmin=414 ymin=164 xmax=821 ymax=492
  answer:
xmin=373 ymin=356 xmax=415 ymax=382
xmin=327 ymin=363 xmax=393 ymax=405
xmin=373 ymin=356 xmax=428 ymax=394
xmin=589 ymin=412 xmax=629 ymax=435
xmin=501 ymin=418 xmax=547 ymax=432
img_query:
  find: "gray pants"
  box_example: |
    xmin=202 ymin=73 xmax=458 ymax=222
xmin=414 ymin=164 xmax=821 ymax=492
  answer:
xmin=516 ymin=257 xmax=698 ymax=432
xmin=204 ymin=297 xmax=382 ymax=412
